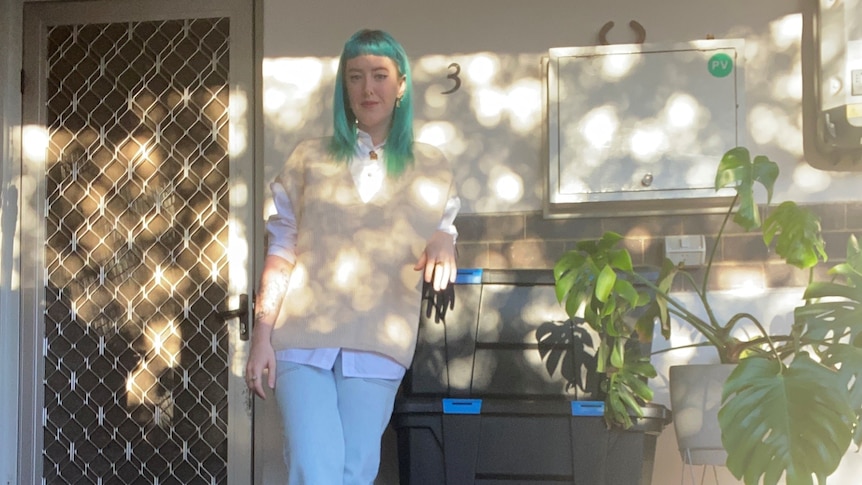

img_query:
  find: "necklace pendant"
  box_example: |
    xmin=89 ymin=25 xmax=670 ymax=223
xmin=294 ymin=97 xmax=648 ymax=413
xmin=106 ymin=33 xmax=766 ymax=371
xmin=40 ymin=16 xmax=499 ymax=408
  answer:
xmin=369 ymin=150 xmax=378 ymax=160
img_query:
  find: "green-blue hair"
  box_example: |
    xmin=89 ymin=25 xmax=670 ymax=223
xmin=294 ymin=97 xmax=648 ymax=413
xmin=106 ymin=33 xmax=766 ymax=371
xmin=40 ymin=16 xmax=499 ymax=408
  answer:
xmin=330 ymin=29 xmax=414 ymax=177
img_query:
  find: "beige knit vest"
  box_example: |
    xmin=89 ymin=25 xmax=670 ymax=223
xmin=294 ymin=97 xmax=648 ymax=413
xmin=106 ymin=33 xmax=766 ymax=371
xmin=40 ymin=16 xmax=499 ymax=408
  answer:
xmin=270 ymin=138 xmax=454 ymax=368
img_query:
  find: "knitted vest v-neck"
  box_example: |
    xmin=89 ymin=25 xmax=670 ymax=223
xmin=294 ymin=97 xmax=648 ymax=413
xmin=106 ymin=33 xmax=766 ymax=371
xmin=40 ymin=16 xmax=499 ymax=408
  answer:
xmin=270 ymin=137 xmax=454 ymax=367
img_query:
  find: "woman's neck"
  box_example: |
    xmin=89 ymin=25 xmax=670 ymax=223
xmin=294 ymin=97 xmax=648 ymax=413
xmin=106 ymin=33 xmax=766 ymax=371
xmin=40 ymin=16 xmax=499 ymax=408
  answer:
xmin=358 ymin=125 xmax=390 ymax=146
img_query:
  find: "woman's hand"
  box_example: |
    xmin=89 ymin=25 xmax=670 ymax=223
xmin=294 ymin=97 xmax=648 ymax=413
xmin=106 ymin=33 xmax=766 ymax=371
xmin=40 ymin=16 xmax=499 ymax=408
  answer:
xmin=246 ymin=335 xmax=276 ymax=399
xmin=414 ymin=230 xmax=457 ymax=291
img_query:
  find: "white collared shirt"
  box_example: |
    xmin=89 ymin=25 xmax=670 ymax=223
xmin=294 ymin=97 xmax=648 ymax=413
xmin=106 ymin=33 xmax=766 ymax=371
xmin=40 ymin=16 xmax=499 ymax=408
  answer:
xmin=265 ymin=131 xmax=460 ymax=379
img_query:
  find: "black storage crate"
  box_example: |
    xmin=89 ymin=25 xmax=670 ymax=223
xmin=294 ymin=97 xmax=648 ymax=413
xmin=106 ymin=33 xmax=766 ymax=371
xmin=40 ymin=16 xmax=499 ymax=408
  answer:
xmin=393 ymin=397 xmax=671 ymax=485
xmin=406 ymin=268 xmax=652 ymax=400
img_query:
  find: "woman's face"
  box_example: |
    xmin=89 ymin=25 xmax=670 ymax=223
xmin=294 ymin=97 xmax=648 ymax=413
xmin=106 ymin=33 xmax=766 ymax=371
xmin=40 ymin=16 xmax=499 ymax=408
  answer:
xmin=345 ymin=54 xmax=406 ymax=144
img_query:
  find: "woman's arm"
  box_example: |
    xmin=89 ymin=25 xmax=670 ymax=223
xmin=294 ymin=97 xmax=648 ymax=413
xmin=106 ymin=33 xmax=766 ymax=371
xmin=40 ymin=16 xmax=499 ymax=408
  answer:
xmin=414 ymin=194 xmax=461 ymax=291
xmin=246 ymin=254 xmax=294 ymax=399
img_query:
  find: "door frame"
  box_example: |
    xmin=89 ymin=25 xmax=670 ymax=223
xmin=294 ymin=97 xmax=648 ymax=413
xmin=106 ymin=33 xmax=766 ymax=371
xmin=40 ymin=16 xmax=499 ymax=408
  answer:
xmin=19 ymin=0 xmax=259 ymax=482
xmin=0 ymin=0 xmax=24 ymax=483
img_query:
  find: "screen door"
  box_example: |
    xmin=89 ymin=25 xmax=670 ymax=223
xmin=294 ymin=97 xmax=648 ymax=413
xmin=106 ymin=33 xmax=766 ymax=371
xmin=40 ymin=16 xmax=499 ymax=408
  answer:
xmin=20 ymin=0 xmax=256 ymax=483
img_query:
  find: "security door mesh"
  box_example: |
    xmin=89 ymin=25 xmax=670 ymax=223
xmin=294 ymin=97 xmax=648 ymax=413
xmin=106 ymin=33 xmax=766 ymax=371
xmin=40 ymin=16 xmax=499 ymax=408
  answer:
xmin=43 ymin=18 xmax=231 ymax=484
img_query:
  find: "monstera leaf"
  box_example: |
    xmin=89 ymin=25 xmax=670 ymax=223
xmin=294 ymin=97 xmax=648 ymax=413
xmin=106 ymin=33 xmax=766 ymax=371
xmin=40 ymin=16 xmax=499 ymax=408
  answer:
xmin=719 ymin=354 xmax=855 ymax=485
xmin=795 ymin=234 xmax=862 ymax=447
xmin=715 ymin=146 xmax=779 ymax=231
xmin=603 ymin=349 xmax=656 ymax=429
xmin=762 ymin=201 xmax=827 ymax=269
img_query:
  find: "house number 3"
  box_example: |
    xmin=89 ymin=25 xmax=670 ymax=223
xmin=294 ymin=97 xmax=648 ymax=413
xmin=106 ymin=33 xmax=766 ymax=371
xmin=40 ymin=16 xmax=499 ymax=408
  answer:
xmin=441 ymin=62 xmax=461 ymax=95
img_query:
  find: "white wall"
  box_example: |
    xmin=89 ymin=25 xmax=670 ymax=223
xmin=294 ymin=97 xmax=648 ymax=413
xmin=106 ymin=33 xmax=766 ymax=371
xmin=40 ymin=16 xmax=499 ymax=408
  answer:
xmin=261 ymin=0 xmax=862 ymax=216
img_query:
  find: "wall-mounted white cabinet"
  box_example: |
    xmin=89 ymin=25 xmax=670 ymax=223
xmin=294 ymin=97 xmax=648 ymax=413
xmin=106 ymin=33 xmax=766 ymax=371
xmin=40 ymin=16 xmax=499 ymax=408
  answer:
xmin=545 ymin=39 xmax=745 ymax=218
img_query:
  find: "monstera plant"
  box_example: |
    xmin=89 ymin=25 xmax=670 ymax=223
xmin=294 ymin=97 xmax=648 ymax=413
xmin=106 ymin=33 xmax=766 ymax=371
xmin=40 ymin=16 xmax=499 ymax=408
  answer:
xmin=553 ymin=146 xmax=862 ymax=484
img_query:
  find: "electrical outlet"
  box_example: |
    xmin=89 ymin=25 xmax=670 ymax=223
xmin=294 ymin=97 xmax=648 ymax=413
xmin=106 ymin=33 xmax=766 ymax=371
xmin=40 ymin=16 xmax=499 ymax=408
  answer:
xmin=665 ymin=235 xmax=706 ymax=266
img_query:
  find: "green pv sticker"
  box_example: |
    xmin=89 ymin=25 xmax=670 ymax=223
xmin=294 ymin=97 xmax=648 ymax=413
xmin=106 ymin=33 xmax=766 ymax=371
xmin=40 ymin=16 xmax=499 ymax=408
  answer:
xmin=708 ymin=53 xmax=733 ymax=78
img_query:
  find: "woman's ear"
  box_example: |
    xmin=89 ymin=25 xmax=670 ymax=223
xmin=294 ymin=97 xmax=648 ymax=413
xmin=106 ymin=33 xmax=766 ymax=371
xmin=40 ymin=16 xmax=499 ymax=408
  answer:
xmin=398 ymin=75 xmax=406 ymax=98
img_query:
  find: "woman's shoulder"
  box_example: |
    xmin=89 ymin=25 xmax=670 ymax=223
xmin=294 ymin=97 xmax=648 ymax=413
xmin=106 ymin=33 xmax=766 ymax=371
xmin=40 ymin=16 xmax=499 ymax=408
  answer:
xmin=292 ymin=137 xmax=333 ymax=154
xmin=284 ymin=137 xmax=335 ymax=164
xmin=412 ymin=141 xmax=448 ymax=164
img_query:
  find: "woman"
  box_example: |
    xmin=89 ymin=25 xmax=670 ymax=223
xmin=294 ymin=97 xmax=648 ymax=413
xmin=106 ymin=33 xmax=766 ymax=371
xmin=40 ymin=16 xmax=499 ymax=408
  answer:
xmin=245 ymin=29 xmax=459 ymax=484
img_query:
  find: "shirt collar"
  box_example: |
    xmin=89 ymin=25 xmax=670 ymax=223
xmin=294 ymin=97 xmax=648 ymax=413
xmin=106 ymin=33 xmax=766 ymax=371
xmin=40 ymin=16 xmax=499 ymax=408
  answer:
xmin=354 ymin=129 xmax=385 ymax=159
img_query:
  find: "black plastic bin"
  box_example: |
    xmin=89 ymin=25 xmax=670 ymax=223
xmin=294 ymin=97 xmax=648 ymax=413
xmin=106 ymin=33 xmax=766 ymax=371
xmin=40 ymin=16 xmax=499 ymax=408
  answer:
xmin=393 ymin=396 xmax=671 ymax=485
xmin=398 ymin=268 xmax=666 ymax=484
xmin=405 ymin=268 xmax=653 ymax=400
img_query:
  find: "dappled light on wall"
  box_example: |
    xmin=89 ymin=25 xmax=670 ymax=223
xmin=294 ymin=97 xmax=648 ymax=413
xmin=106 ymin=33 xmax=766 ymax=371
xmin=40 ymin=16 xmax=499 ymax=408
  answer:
xmin=491 ymin=166 xmax=523 ymax=202
xmin=416 ymin=121 xmax=460 ymax=153
xmin=749 ymin=104 xmax=803 ymax=154
xmin=473 ymin=88 xmax=506 ymax=127
xmin=262 ymin=57 xmax=333 ymax=138
xmin=263 ymin=52 xmax=545 ymax=213
xmin=791 ymin=162 xmax=831 ymax=193
xmin=507 ymin=80 xmax=542 ymax=134
xmin=464 ymin=55 xmax=498 ymax=85
xmin=721 ymin=267 xmax=766 ymax=298
xmin=770 ymin=13 xmax=803 ymax=50
xmin=744 ymin=15 xmax=807 ymax=159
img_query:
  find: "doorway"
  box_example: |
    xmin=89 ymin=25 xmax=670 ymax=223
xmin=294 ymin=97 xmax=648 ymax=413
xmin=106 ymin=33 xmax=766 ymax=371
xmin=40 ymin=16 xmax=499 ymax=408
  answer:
xmin=19 ymin=0 xmax=256 ymax=482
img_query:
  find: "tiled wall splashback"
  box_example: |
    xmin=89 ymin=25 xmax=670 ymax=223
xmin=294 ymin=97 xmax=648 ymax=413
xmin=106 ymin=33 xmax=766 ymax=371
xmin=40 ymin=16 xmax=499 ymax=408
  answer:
xmin=456 ymin=202 xmax=862 ymax=292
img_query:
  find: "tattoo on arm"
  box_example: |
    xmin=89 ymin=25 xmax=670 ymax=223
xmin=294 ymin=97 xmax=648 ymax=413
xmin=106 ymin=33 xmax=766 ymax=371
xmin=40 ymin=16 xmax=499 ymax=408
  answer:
xmin=255 ymin=267 xmax=292 ymax=323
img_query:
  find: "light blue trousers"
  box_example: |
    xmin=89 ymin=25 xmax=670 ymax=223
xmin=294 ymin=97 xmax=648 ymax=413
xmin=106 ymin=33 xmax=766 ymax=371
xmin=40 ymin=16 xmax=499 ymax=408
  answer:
xmin=274 ymin=356 xmax=401 ymax=485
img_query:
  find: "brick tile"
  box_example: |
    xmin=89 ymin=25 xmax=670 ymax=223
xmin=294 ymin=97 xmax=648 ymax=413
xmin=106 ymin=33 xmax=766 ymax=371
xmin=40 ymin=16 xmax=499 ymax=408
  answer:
xmin=525 ymin=212 xmax=603 ymax=241
xmin=455 ymin=214 xmax=524 ymax=242
xmin=823 ymin=230 xmax=855 ymax=262
xmin=722 ymin=234 xmax=769 ymax=263
xmin=764 ymin=263 xmax=815 ymax=288
xmin=456 ymin=243 xmax=489 ymax=269
xmin=511 ymin=240 xmax=566 ymax=269
xmin=642 ymin=238 xmax=665 ymax=267
xmin=807 ymin=203 xmax=845 ymax=231
xmin=487 ymin=245 xmax=512 ymax=269
xmin=680 ymin=210 xmax=747 ymax=236
xmin=602 ymin=215 xmax=684 ymax=239
xmin=620 ymin=237 xmax=645 ymax=266
xmin=846 ymin=203 xmax=862 ymax=230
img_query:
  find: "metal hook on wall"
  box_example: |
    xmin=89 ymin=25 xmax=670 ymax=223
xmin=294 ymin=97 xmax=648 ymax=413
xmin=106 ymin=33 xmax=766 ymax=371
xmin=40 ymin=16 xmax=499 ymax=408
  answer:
xmin=598 ymin=20 xmax=647 ymax=45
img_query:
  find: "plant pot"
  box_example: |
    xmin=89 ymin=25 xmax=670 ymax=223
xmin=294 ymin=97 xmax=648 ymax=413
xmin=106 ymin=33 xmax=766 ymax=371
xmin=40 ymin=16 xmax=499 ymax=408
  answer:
xmin=669 ymin=363 xmax=735 ymax=466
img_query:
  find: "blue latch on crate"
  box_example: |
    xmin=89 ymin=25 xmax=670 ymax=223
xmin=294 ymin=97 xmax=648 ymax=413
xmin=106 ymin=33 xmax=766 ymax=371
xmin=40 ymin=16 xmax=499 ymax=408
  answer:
xmin=442 ymin=398 xmax=483 ymax=414
xmin=571 ymin=401 xmax=604 ymax=416
xmin=455 ymin=268 xmax=483 ymax=284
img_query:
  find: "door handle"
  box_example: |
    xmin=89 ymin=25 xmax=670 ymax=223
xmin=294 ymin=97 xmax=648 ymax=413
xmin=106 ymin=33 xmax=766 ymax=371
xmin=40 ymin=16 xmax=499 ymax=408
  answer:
xmin=218 ymin=294 xmax=250 ymax=341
